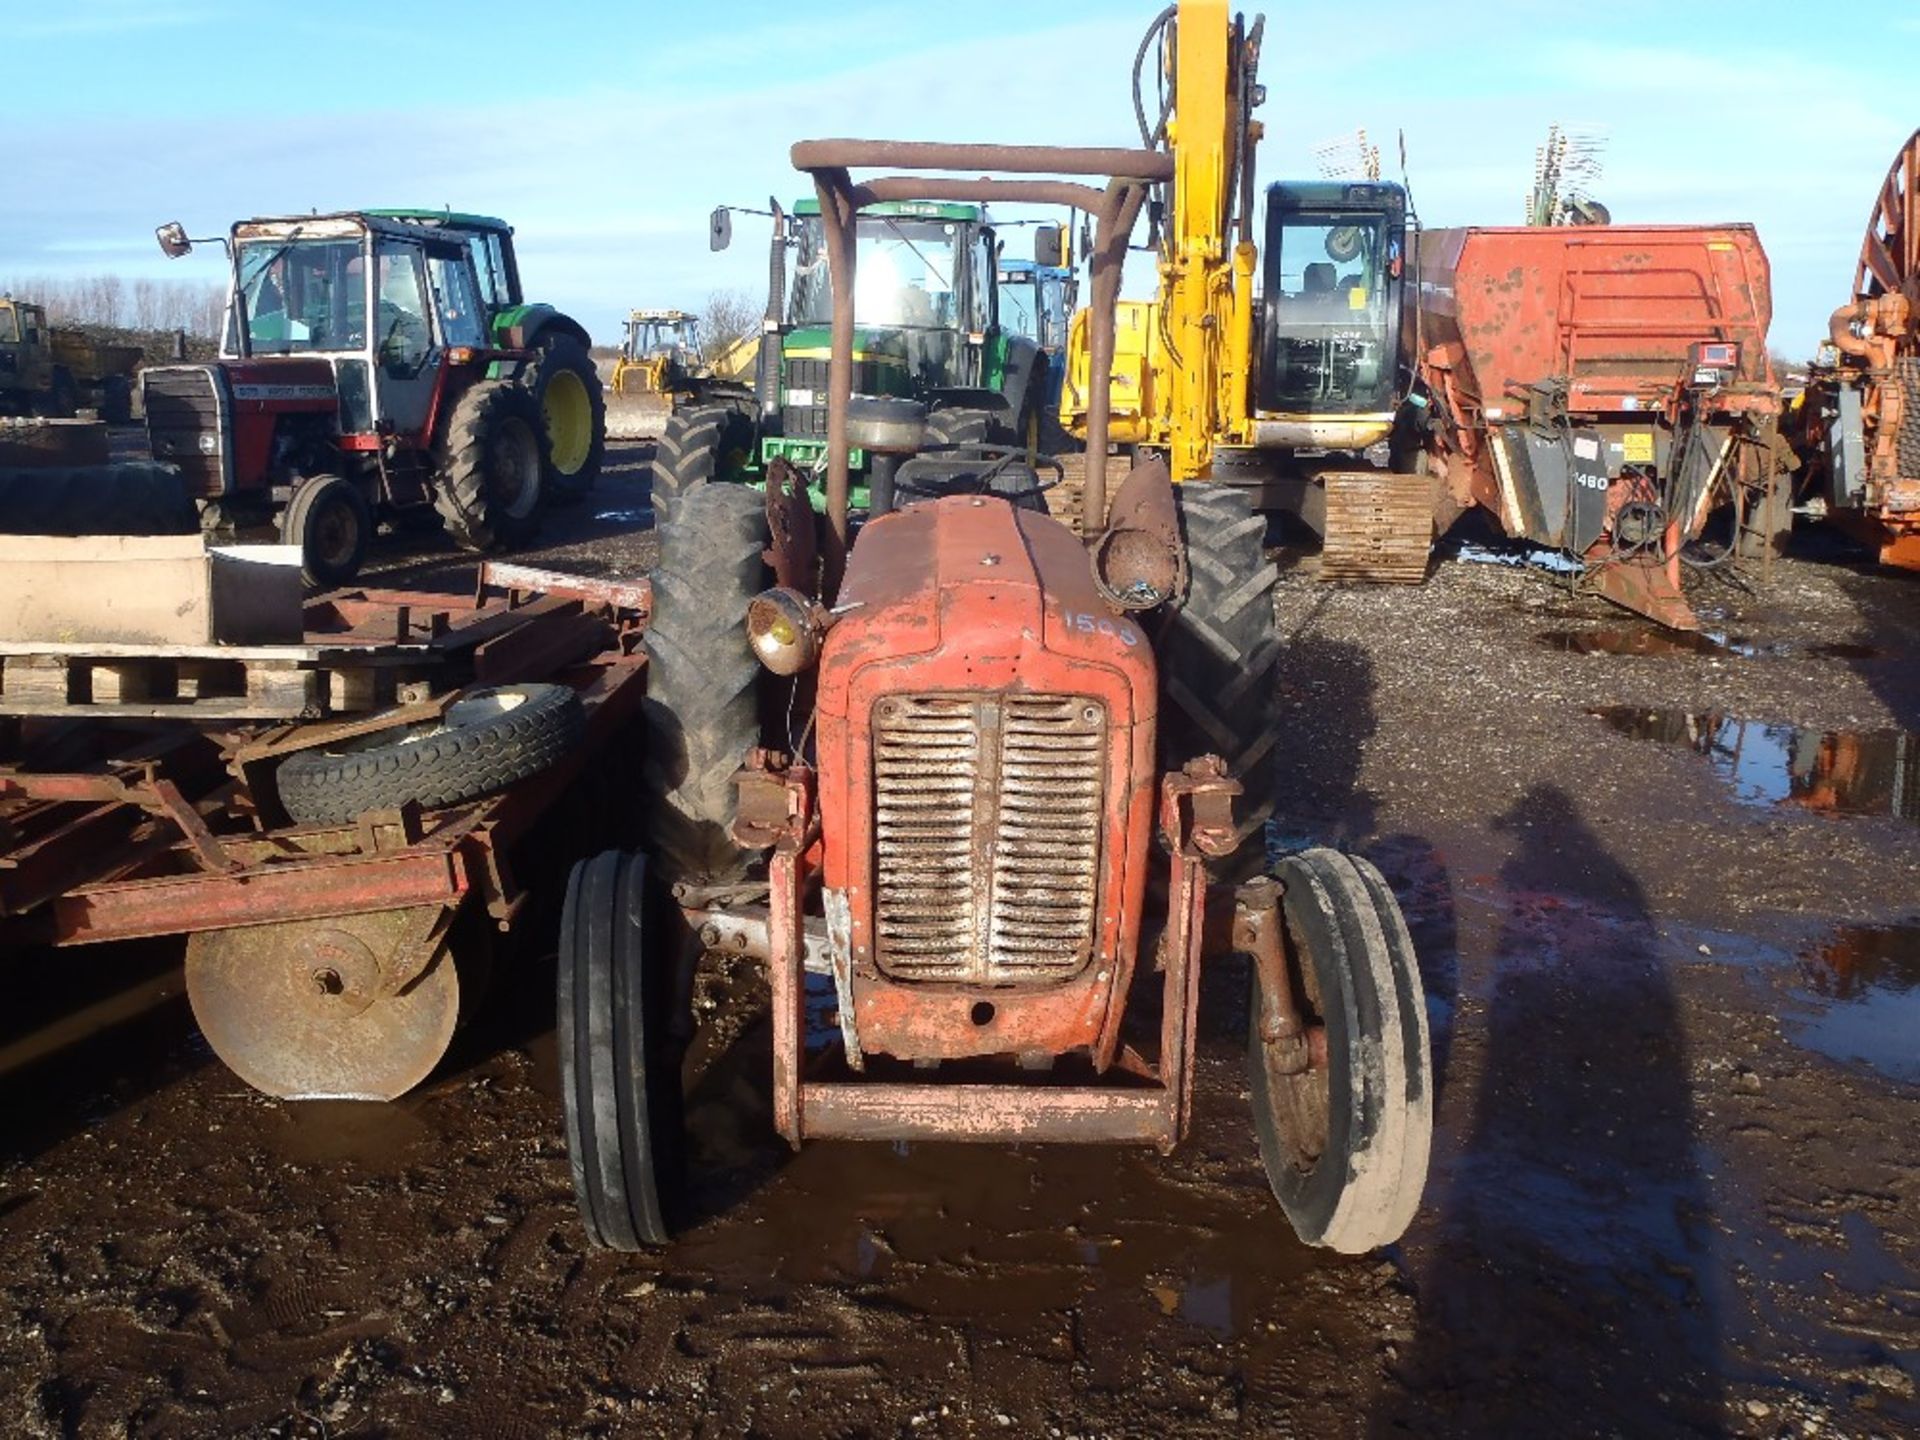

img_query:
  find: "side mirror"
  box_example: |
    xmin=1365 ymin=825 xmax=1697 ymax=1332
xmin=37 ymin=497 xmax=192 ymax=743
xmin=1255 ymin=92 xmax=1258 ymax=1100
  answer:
xmin=155 ymin=221 xmax=192 ymax=259
xmin=1034 ymin=224 xmax=1062 ymax=269
xmin=710 ymin=207 xmax=732 ymax=252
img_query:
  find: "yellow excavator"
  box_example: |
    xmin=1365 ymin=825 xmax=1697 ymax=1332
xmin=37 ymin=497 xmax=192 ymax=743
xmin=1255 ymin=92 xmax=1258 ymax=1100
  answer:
xmin=606 ymin=309 xmax=760 ymax=439
xmin=1060 ymin=2 xmax=1431 ymax=580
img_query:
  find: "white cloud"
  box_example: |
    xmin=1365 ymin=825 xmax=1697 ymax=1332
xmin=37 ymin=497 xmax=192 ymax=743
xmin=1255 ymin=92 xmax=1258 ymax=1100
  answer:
xmin=0 ymin=7 xmax=1907 ymax=355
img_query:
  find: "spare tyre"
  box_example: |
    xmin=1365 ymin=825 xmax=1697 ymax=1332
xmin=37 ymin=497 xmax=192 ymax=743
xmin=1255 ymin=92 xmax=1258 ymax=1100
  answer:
xmin=275 ymin=683 xmax=586 ymax=825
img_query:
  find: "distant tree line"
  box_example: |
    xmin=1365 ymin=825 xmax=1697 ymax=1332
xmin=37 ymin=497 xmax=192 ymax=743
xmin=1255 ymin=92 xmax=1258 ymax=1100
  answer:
xmin=0 ymin=273 xmax=226 ymax=339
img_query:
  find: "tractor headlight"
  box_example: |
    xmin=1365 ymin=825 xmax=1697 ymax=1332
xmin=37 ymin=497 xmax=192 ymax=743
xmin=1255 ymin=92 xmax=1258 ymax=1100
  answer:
xmin=746 ymin=587 xmax=828 ymax=675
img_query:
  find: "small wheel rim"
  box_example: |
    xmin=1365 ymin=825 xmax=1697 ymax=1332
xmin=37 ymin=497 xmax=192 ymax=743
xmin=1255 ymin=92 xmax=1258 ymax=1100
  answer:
xmin=310 ymin=493 xmax=361 ymax=572
xmin=1258 ymin=909 xmax=1332 ymax=1173
xmin=444 ymin=688 xmax=527 ymax=727
xmin=490 ymin=416 xmax=542 ymax=520
xmin=543 ymin=368 xmax=593 ymax=476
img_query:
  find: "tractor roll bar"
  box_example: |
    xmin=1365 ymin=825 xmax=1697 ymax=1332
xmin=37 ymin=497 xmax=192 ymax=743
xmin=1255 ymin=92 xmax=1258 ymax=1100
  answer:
xmin=791 ymin=140 xmax=1168 ymax=597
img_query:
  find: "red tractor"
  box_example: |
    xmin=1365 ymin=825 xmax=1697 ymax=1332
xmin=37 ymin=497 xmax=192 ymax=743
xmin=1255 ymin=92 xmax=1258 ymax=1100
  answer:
xmin=557 ymin=142 xmax=1432 ymax=1255
xmin=142 ymin=211 xmax=604 ymax=585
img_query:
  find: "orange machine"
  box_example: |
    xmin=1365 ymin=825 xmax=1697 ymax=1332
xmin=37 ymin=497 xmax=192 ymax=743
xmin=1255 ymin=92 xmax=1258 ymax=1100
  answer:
xmin=553 ymin=133 xmax=1433 ymax=1262
xmin=1785 ymin=130 xmax=1920 ymax=570
xmin=1414 ymin=224 xmax=1781 ymax=628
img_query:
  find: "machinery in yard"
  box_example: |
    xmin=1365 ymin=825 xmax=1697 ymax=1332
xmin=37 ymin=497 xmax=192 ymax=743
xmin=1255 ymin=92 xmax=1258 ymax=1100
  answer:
xmin=1058 ymin=5 xmax=1433 ymax=584
xmin=1060 ymin=5 xmax=1780 ymax=623
xmin=0 ymin=297 xmax=143 ymax=424
xmin=0 ymin=563 xmax=649 ymax=1101
xmin=1411 ymin=223 xmax=1783 ymax=629
xmin=658 ymin=196 xmax=1051 ymax=519
xmin=997 ymin=227 xmax=1079 ymax=449
xmin=606 ymin=309 xmax=755 ymax=439
xmin=555 ymin=137 xmax=1432 ymax=1258
xmin=1781 ymin=129 xmax=1920 ymax=570
xmin=145 ymin=211 xmax=603 ymax=586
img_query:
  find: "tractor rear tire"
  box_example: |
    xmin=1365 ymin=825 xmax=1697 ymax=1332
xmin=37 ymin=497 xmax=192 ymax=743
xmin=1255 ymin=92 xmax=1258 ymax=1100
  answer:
xmin=0 ymin=461 xmax=197 ymax=536
xmin=1159 ymin=483 xmax=1280 ymax=879
xmin=281 ymin=474 xmax=371 ymax=588
xmin=641 ymin=482 xmax=770 ymax=886
xmin=434 ymin=380 xmax=548 ymax=551
xmin=924 ymin=405 xmax=997 ymax=452
xmin=522 ymin=333 xmax=605 ymax=504
xmin=652 ymin=401 xmax=756 ymax=527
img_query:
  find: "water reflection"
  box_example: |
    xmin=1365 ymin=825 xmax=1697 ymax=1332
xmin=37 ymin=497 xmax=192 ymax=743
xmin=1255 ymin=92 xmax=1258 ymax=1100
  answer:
xmin=1590 ymin=707 xmax=1919 ymax=825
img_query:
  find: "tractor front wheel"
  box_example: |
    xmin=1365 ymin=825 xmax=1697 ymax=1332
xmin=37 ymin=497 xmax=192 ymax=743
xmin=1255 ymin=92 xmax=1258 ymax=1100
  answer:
xmin=434 ymin=380 xmax=548 ymax=551
xmin=641 ymin=481 xmax=771 ymax=886
xmin=1250 ymin=847 xmax=1432 ymax=1253
xmin=652 ymin=401 xmax=756 ymax=526
xmin=559 ymin=849 xmax=685 ymax=1249
xmin=280 ymin=474 xmax=371 ymax=588
xmin=522 ymin=333 xmax=605 ymax=504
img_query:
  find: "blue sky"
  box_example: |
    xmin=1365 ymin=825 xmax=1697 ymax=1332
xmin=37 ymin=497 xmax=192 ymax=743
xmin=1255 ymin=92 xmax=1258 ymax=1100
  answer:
xmin=3 ymin=0 xmax=1914 ymax=354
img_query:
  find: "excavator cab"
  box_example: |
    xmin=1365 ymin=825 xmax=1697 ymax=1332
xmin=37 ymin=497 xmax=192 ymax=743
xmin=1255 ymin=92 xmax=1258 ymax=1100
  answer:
xmin=1257 ymin=181 xmax=1407 ymax=419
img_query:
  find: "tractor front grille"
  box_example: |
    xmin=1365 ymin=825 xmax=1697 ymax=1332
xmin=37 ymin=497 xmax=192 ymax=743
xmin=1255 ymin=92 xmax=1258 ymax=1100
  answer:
xmin=142 ymin=366 xmax=227 ymax=497
xmin=871 ymin=692 xmax=1105 ymax=985
xmin=781 ymin=357 xmax=893 ymax=440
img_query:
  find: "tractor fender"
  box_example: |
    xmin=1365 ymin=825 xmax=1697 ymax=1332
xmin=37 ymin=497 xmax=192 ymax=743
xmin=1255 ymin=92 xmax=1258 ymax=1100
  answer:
xmin=491 ymin=304 xmax=592 ymax=354
xmin=993 ymin=335 xmax=1046 ymax=428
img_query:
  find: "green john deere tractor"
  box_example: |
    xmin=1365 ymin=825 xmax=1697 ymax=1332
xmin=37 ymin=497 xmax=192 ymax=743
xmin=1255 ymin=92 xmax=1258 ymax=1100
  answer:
xmin=365 ymin=209 xmax=606 ymax=501
xmin=654 ymin=198 xmax=1049 ymax=519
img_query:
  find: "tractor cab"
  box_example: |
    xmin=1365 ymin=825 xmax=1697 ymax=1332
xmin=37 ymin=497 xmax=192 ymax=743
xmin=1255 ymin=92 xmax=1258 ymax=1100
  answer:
xmin=0 ymin=298 xmax=53 ymax=413
xmin=781 ymin=198 xmax=1006 ymax=442
xmin=996 ymin=257 xmax=1076 ymax=356
xmin=216 ymin=213 xmax=491 ymax=438
xmin=690 ymin=196 xmax=1045 ymax=508
xmin=146 ymin=210 xmax=564 ymax=585
xmin=624 ymin=310 xmax=705 ymax=368
xmin=1257 ymin=181 xmax=1408 ymax=424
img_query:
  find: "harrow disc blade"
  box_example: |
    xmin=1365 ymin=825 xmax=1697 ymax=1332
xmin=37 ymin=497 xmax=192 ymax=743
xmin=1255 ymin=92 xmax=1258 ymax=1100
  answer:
xmin=185 ymin=908 xmax=461 ymax=1102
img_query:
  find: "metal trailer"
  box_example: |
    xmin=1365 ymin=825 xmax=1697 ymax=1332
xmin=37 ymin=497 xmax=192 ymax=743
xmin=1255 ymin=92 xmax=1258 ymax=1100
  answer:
xmin=1413 ymin=223 xmax=1783 ymax=628
xmin=0 ymin=563 xmax=649 ymax=1100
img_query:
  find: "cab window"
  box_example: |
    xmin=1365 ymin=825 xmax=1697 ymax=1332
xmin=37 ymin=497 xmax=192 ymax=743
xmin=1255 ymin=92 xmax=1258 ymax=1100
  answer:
xmin=428 ymin=248 xmax=487 ymax=348
xmin=373 ymin=241 xmax=433 ymax=375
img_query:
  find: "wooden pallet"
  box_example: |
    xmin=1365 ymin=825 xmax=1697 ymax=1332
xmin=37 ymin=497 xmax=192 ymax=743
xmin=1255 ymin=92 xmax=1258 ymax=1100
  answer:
xmin=1318 ymin=471 xmax=1435 ymax=584
xmin=0 ymin=579 xmax=625 ymax=720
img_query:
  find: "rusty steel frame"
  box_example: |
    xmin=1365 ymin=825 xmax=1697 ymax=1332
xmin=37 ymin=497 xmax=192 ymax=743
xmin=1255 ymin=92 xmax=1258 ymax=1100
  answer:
xmin=753 ymin=758 xmax=1228 ymax=1153
xmin=16 ymin=655 xmax=646 ymax=949
xmin=788 ymin=139 xmax=1166 ymax=597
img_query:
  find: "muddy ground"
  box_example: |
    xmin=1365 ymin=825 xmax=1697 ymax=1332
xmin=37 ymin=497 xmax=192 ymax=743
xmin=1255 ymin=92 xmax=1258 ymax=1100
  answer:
xmin=1 ymin=443 xmax=1916 ymax=1439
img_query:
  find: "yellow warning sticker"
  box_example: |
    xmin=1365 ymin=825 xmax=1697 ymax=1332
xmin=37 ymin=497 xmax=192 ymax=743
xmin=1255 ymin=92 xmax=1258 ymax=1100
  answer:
xmin=1349 ymin=287 xmax=1368 ymax=311
xmin=1623 ymin=431 xmax=1655 ymax=464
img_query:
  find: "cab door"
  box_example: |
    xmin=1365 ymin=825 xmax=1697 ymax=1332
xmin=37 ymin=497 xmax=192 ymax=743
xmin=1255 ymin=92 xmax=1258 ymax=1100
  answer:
xmin=369 ymin=239 xmax=438 ymax=436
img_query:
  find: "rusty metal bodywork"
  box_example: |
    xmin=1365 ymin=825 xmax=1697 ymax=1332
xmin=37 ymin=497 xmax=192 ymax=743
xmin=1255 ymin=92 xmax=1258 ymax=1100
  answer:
xmin=1415 ymin=224 xmax=1780 ymax=628
xmin=0 ymin=567 xmax=648 ymax=1098
xmin=689 ymin=138 xmax=1250 ymax=1154
xmin=1786 ymin=130 xmax=1920 ymax=569
xmin=815 ymin=495 xmax=1158 ymax=1067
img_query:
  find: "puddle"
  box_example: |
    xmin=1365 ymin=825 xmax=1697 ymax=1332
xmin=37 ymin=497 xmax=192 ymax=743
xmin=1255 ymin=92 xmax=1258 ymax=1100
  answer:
xmin=1541 ymin=627 xmax=1744 ymax=658
xmin=1788 ymin=922 xmax=1920 ymax=1084
xmin=593 ymin=506 xmax=653 ymax=527
xmin=1589 ymin=707 xmax=1919 ymax=825
xmin=1543 ymin=630 xmax=1886 ymax=662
